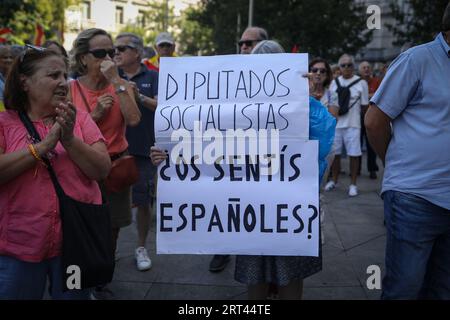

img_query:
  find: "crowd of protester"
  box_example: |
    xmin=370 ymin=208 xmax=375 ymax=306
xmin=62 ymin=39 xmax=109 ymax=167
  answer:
xmin=0 ymin=2 xmax=449 ymax=300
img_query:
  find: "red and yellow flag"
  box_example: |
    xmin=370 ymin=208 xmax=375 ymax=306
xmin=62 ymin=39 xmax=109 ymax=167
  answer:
xmin=34 ymin=23 xmax=45 ymax=46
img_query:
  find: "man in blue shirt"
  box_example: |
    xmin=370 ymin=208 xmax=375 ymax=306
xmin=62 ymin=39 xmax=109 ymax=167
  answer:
xmin=365 ymin=3 xmax=450 ymax=299
xmin=115 ymin=33 xmax=158 ymax=272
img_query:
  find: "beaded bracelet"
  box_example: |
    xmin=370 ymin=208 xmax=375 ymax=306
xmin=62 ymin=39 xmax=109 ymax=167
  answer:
xmin=28 ymin=144 xmax=46 ymax=166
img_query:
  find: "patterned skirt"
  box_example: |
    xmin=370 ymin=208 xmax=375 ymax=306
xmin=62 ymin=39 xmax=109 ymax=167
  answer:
xmin=234 ymin=254 xmax=322 ymax=286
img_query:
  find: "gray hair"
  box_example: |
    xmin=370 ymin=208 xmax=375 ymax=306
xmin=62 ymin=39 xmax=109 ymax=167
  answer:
xmin=338 ymin=53 xmax=355 ymax=66
xmin=251 ymin=40 xmax=285 ymax=54
xmin=116 ymin=32 xmax=144 ymax=58
xmin=70 ymin=28 xmax=112 ymax=76
xmin=243 ymin=26 xmax=269 ymax=41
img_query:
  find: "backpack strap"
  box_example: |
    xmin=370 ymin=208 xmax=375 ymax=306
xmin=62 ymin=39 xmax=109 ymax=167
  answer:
xmin=347 ymin=77 xmax=362 ymax=89
xmin=335 ymin=77 xmax=342 ymax=88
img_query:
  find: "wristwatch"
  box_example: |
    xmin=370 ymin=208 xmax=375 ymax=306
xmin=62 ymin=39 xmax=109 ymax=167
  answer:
xmin=138 ymin=93 xmax=146 ymax=104
xmin=115 ymin=85 xmax=127 ymax=94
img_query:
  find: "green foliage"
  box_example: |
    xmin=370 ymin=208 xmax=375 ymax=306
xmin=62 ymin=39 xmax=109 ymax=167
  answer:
xmin=387 ymin=0 xmax=449 ymax=46
xmin=176 ymin=6 xmax=215 ymax=56
xmin=189 ymin=0 xmax=373 ymax=61
xmin=118 ymin=0 xmax=176 ymax=47
xmin=0 ymin=0 xmax=76 ymax=44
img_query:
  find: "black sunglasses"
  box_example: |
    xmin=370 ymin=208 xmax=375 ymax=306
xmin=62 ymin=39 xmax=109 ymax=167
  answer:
xmin=340 ymin=63 xmax=353 ymax=68
xmin=238 ymin=39 xmax=260 ymax=47
xmin=311 ymin=67 xmax=327 ymax=74
xmin=115 ymin=45 xmax=136 ymax=52
xmin=157 ymin=43 xmax=173 ymax=48
xmin=88 ymin=48 xmax=115 ymax=59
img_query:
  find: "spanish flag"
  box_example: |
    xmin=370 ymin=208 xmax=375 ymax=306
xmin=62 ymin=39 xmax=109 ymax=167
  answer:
xmin=34 ymin=23 xmax=45 ymax=46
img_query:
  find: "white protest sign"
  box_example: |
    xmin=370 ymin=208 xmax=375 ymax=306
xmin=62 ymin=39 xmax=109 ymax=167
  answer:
xmin=155 ymin=53 xmax=319 ymax=256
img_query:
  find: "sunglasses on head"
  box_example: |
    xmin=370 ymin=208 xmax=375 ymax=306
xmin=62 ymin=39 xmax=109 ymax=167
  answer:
xmin=115 ymin=45 xmax=135 ymax=52
xmin=19 ymin=44 xmax=46 ymax=63
xmin=340 ymin=63 xmax=353 ymax=68
xmin=238 ymin=39 xmax=260 ymax=47
xmin=311 ymin=67 xmax=327 ymax=74
xmin=88 ymin=48 xmax=115 ymax=59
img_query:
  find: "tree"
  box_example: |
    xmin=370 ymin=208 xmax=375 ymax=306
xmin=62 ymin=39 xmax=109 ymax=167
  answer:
xmin=191 ymin=0 xmax=373 ymax=61
xmin=118 ymin=0 xmax=176 ymax=48
xmin=387 ymin=0 xmax=449 ymax=47
xmin=0 ymin=0 xmax=76 ymax=44
xmin=176 ymin=6 xmax=215 ymax=56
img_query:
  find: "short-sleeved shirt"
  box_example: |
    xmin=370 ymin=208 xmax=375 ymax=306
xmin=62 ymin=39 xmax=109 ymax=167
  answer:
xmin=371 ymin=33 xmax=450 ymax=210
xmin=70 ymin=80 xmax=128 ymax=156
xmin=119 ymin=64 xmax=158 ymax=157
xmin=0 ymin=110 xmax=105 ymax=262
xmin=330 ymin=75 xmax=369 ymax=129
xmin=320 ymin=88 xmax=339 ymax=109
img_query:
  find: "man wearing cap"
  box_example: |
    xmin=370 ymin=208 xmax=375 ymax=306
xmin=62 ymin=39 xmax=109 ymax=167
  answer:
xmin=144 ymin=32 xmax=176 ymax=72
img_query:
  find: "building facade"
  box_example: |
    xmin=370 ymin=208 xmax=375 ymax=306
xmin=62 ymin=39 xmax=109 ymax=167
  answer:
xmin=64 ymin=0 xmax=152 ymax=48
xmin=356 ymin=0 xmax=409 ymax=63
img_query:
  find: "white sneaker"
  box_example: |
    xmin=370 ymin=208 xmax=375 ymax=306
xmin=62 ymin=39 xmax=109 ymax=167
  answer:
xmin=135 ymin=247 xmax=152 ymax=271
xmin=348 ymin=184 xmax=358 ymax=197
xmin=324 ymin=181 xmax=336 ymax=191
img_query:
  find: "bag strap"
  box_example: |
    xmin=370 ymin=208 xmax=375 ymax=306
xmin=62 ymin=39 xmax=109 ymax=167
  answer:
xmin=347 ymin=77 xmax=362 ymax=89
xmin=335 ymin=77 xmax=342 ymax=89
xmin=18 ymin=111 xmax=67 ymax=198
xmin=74 ymin=80 xmax=92 ymax=113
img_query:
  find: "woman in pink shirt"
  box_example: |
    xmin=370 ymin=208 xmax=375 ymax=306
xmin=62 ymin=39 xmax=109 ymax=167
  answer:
xmin=69 ymin=28 xmax=141 ymax=299
xmin=0 ymin=47 xmax=111 ymax=299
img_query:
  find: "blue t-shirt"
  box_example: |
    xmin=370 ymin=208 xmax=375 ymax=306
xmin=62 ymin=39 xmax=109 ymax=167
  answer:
xmin=371 ymin=33 xmax=450 ymax=209
xmin=120 ymin=64 xmax=159 ymax=157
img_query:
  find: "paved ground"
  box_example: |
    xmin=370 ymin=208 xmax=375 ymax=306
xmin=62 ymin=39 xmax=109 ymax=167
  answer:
xmin=111 ymin=155 xmax=386 ymax=300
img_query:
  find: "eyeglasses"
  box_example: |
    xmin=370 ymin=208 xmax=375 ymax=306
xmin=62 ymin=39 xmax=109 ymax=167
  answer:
xmin=157 ymin=43 xmax=173 ymax=48
xmin=115 ymin=45 xmax=135 ymax=53
xmin=238 ymin=39 xmax=260 ymax=47
xmin=311 ymin=67 xmax=327 ymax=74
xmin=20 ymin=44 xmax=46 ymax=63
xmin=88 ymin=48 xmax=115 ymax=59
xmin=340 ymin=63 xmax=353 ymax=68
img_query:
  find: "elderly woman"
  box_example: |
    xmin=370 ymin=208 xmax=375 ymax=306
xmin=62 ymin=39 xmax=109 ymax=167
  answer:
xmin=69 ymin=28 xmax=140 ymax=299
xmin=0 ymin=47 xmax=111 ymax=299
xmin=150 ymin=40 xmax=336 ymax=300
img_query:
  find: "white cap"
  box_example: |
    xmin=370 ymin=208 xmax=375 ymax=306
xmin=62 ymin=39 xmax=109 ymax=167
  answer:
xmin=155 ymin=32 xmax=175 ymax=46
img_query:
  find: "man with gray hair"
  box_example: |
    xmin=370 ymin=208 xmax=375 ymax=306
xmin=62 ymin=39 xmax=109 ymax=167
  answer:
xmin=238 ymin=26 xmax=268 ymax=54
xmin=114 ymin=32 xmax=159 ymax=271
xmin=325 ymin=54 xmax=369 ymax=197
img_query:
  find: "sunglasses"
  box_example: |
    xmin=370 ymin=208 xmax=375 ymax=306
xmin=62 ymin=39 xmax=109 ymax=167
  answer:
xmin=238 ymin=39 xmax=260 ymax=47
xmin=115 ymin=45 xmax=135 ymax=52
xmin=20 ymin=44 xmax=46 ymax=63
xmin=158 ymin=43 xmax=173 ymax=48
xmin=311 ymin=67 xmax=327 ymax=74
xmin=88 ymin=48 xmax=115 ymax=59
xmin=340 ymin=63 xmax=353 ymax=68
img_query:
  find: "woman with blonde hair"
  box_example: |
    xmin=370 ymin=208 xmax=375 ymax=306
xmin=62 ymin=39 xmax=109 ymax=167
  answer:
xmin=69 ymin=28 xmax=141 ymax=299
